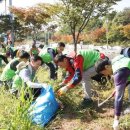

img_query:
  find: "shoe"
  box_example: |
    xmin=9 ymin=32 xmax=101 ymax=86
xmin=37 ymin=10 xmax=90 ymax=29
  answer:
xmin=80 ymin=98 xmax=93 ymax=108
xmin=113 ymin=120 xmax=119 ymax=130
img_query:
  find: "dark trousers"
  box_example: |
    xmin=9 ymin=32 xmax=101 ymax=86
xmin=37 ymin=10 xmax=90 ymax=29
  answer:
xmin=46 ymin=62 xmax=58 ymax=80
xmin=0 ymin=54 xmax=8 ymax=64
xmin=24 ymin=88 xmax=42 ymax=101
xmin=114 ymin=68 xmax=130 ymax=116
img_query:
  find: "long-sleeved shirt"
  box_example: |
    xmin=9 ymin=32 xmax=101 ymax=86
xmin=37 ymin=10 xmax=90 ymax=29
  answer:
xmin=19 ymin=65 xmax=41 ymax=88
xmin=63 ymin=50 xmax=104 ymax=88
xmin=63 ymin=55 xmax=83 ymax=88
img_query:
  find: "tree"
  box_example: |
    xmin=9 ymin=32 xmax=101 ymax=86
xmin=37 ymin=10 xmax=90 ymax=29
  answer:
xmin=108 ymin=24 xmax=125 ymax=43
xmin=58 ymin=0 xmax=121 ymax=52
xmin=87 ymin=27 xmax=106 ymax=43
xmin=0 ymin=15 xmax=27 ymax=42
xmin=0 ymin=15 xmax=12 ymax=32
xmin=10 ymin=5 xmax=51 ymax=43
xmin=113 ymin=7 xmax=130 ymax=26
xmin=107 ymin=8 xmax=130 ymax=43
xmin=123 ymin=24 xmax=130 ymax=39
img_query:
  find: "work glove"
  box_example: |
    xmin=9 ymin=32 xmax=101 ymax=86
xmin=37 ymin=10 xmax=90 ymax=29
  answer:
xmin=113 ymin=119 xmax=119 ymax=130
xmin=57 ymin=86 xmax=69 ymax=96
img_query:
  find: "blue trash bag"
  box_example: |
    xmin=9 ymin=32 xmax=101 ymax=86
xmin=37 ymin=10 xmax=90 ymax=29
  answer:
xmin=29 ymin=85 xmax=59 ymax=127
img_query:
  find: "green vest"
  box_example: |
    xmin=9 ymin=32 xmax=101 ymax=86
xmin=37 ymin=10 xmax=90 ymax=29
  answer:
xmin=0 ymin=58 xmax=19 ymax=81
xmin=39 ymin=49 xmax=52 ymax=63
xmin=12 ymin=65 xmax=36 ymax=91
xmin=0 ymin=45 xmax=6 ymax=55
xmin=78 ymin=50 xmax=100 ymax=71
xmin=32 ymin=49 xmax=38 ymax=55
xmin=12 ymin=74 xmax=22 ymax=90
xmin=112 ymin=55 xmax=130 ymax=73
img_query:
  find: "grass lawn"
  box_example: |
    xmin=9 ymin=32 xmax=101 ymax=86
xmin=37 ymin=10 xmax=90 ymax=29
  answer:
xmin=0 ymin=67 xmax=130 ymax=130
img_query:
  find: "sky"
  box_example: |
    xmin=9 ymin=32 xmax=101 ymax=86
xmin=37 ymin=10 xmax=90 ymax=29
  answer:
xmin=0 ymin=0 xmax=58 ymax=14
xmin=112 ymin=0 xmax=130 ymax=11
xmin=0 ymin=0 xmax=130 ymax=14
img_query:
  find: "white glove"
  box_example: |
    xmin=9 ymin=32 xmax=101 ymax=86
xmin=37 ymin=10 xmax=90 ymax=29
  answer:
xmin=113 ymin=120 xmax=119 ymax=130
xmin=41 ymin=83 xmax=48 ymax=89
xmin=57 ymin=86 xmax=69 ymax=96
xmin=27 ymin=81 xmax=43 ymax=88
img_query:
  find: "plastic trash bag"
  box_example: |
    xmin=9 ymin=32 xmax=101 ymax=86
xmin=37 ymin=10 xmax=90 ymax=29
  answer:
xmin=29 ymin=85 xmax=59 ymax=127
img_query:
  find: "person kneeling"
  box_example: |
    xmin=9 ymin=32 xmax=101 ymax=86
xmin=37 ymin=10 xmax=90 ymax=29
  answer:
xmin=11 ymin=55 xmax=44 ymax=100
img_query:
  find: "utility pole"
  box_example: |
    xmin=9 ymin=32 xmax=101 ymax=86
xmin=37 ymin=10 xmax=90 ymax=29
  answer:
xmin=5 ymin=0 xmax=7 ymax=14
xmin=9 ymin=0 xmax=14 ymax=45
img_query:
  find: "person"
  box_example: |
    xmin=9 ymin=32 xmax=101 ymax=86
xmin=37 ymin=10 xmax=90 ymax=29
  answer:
xmin=0 ymin=43 xmax=6 ymax=53
xmin=10 ymin=47 xmax=19 ymax=58
xmin=80 ymin=40 xmax=83 ymax=49
xmin=0 ymin=54 xmax=9 ymax=64
xmin=0 ymin=43 xmax=9 ymax=64
xmin=55 ymin=49 xmax=106 ymax=105
xmin=30 ymin=43 xmax=39 ymax=57
xmin=91 ymin=49 xmax=109 ymax=85
xmin=3 ymin=34 xmax=8 ymax=45
xmin=7 ymin=40 xmax=14 ymax=47
xmin=16 ymin=46 xmax=26 ymax=58
xmin=11 ymin=55 xmax=43 ymax=99
xmin=95 ymin=55 xmax=130 ymax=130
xmin=38 ymin=44 xmax=44 ymax=52
xmin=39 ymin=42 xmax=65 ymax=80
xmin=0 ymin=51 xmax=30 ymax=88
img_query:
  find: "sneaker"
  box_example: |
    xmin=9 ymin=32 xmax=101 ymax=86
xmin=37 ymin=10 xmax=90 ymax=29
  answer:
xmin=113 ymin=120 xmax=119 ymax=130
xmin=80 ymin=98 xmax=93 ymax=108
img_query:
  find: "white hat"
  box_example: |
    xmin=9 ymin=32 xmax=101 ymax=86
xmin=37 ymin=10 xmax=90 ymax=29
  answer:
xmin=16 ymin=61 xmax=28 ymax=71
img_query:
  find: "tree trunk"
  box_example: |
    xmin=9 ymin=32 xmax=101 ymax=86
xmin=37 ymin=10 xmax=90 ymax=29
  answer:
xmin=72 ymin=31 xmax=80 ymax=52
xmin=72 ymin=33 xmax=77 ymax=52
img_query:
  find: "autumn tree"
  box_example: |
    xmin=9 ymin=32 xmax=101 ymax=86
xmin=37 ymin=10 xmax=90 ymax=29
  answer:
xmin=10 ymin=5 xmax=51 ymax=43
xmin=123 ymin=24 xmax=130 ymax=39
xmin=113 ymin=7 xmax=130 ymax=26
xmin=57 ymin=0 xmax=121 ymax=51
xmin=108 ymin=8 xmax=130 ymax=43
xmin=87 ymin=27 xmax=106 ymax=43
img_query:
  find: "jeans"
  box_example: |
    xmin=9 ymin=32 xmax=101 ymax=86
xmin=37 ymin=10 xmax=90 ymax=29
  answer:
xmin=114 ymin=68 xmax=130 ymax=116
